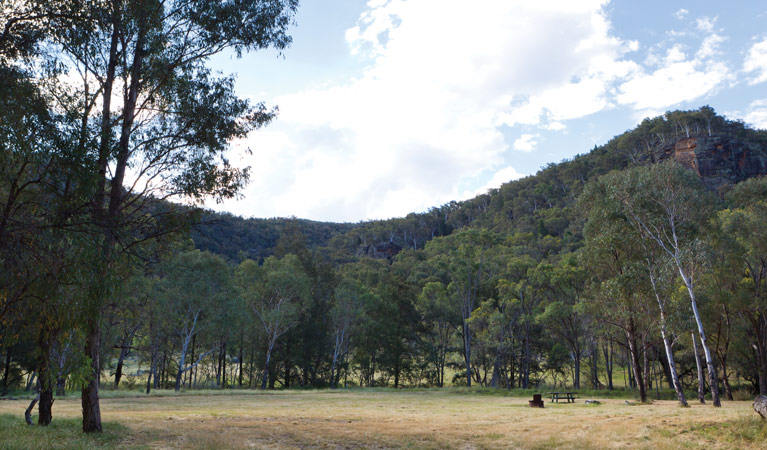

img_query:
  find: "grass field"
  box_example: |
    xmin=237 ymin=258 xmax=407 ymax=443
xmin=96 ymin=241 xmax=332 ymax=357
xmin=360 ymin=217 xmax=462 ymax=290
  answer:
xmin=0 ymin=389 xmax=765 ymax=449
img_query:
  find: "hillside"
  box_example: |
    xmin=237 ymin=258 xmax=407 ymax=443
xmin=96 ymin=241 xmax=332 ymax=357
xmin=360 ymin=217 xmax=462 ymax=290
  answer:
xmin=191 ymin=213 xmax=358 ymax=261
xmin=192 ymin=107 xmax=767 ymax=262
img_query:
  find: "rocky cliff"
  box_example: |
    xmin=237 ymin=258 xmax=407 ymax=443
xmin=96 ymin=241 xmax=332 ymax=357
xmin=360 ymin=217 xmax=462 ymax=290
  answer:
xmin=658 ymin=135 xmax=767 ymax=190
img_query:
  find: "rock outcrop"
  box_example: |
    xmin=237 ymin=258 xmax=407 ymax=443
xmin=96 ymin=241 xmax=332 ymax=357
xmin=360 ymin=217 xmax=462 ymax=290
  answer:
xmin=754 ymin=395 xmax=767 ymax=419
xmin=656 ymin=135 xmax=767 ymax=191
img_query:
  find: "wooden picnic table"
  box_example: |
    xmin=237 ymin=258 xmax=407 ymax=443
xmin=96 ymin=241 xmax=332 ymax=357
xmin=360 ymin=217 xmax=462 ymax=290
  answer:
xmin=546 ymin=392 xmax=578 ymax=403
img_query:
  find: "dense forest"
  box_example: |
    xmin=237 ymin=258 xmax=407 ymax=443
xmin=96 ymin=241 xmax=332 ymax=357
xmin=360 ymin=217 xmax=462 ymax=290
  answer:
xmin=3 ymin=0 xmax=767 ymax=435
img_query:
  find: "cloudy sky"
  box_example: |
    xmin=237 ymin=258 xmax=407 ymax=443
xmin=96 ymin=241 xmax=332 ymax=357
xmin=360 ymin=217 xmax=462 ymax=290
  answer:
xmin=207 ymin=0 xmax=767 ymax=222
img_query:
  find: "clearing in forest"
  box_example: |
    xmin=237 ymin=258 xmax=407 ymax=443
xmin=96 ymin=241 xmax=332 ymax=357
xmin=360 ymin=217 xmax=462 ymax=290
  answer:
xmin=0 ymin=389 xmax=764 ymax=449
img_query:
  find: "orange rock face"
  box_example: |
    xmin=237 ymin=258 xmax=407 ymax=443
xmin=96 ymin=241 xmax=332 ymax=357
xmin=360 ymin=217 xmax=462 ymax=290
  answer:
xmin=673 ymin=138 xmax=699 ymax=174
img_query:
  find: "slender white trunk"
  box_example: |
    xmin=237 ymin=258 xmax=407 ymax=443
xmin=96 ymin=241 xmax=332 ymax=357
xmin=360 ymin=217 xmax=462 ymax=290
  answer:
xmin=648 ymin=266 xmax=688 ymax=406
xmin=680 ymin=270 xmax=721 ymax=407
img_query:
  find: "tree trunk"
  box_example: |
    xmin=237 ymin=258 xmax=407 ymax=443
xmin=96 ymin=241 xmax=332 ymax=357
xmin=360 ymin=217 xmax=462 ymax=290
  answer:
xmin=523 ymin=327 xmax=531 ymax=389
xmin=603 ymin=340 xmax=613 ymax=390
xmin=660 ymin=328 xmax=687 ymax=406
xmin=490 ymin=355 xmax=502 ymax=388
xmin=749 ymin=315 xmax=767 ymax=395
xmin=187 ymin=334 xmax=196 ymax=389
xmin=440 ymin=325 xmax=448 ymax=388
xmin=37 ymin=351 xmax=54 ymax=426
xmin=642 ymin=335 xmax=650 ymax=393
xmin=175 ymin=333 xmax=192 ymax=392
xmin=680 ymin=271 xmax=721 ymax=406
xmin=159 ymin=352 xmax=166 ymax=389
xmin=261 ymin=345 xmax=272 ymax=390
xmin=693 ymin=332 xmax=706 ymax=404
xmin=1 ymin=350 xmax=11 ymax=395
xmin=721 ymin=365 xmax=733 ymax=401
xmin=651 ymin=273 xmax=687 ymax=406
xmin=573 ymin=350 xmax=581 ymax=389
xmin=81 ymin=316 xmax=102 ymax=432
xmin=38 ymin=387 xmax=53 ymax=426
xmin=507 ymin=337 xmax=515 ymax=390
xmin=394 ymin=353 xmax=400 ymax=388
xmin=82 ymin=9 xmax=121 ymax=433
xmin=238 ymin=338 xmax=244 ymax=388
xmin=626 ymin=322 xmax=647 ymax=402
xmin=145 ymin=352 xmax=154 ymax=395
xmin=114 ymin=346 xmax=127 ymax=389
xmin=25 ymin=390 xmax=39 ymax=426
xmin=591 ymin=342 xmax=599 ymax=389
xmin=215 ymin=348 xmax=221 ymax=386
xmin=221 ymin=342 xmax=227 ymax=389
xmin=56 ymin=375 xmax=66 ymax=397
xmin=463 ymin=321 xmax=472 ymax=388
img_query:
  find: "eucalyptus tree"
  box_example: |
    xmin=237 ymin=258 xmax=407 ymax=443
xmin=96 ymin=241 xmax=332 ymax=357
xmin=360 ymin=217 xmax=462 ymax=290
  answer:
xmin=237 ymin=255 xmax=311 ymax=389
xmin=497 ymin=254 xmax=540 ymax=389
xmin=467 ymin=295 xmax=519 ymax=388
xmin=591 ymin=162 xmax=719 ymax=406
xmin=580 ymin=195 xmax=651 ymax=401
xmin=581 ymin=169 xmax=691 ymax=405
xmin=2 ymin=0 xmax=298 ymax=431
xmin=533 ymin=254 xmax=588 ymax=389
xmin=416 ymin=281 xmax=459 ymax=387
xmin=329 ymin=277 xmax=369 ymax=388
xmin=423 ymin=229 xmax=500 ymax=388
xmin=714 ymin=177 xmax=767 ymax=394
xmin=157 ymin=250 xmax=233 ymax=392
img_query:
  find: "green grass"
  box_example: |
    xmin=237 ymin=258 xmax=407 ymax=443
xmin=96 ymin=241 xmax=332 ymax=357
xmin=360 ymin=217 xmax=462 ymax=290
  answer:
xmin=684 ymin=415 xmax=767 ymax=447
xmin=0 ymin=415 xmax=131 ymax=450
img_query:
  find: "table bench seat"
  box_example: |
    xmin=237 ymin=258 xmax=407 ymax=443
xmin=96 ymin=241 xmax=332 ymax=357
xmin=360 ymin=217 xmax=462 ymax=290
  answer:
xmin=546 ymin=392 xmax=579 ymax=403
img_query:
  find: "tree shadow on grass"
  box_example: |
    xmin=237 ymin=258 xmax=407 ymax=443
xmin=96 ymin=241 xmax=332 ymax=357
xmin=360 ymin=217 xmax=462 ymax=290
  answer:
xmin=0 ymin=414 xmax=134 ymax=450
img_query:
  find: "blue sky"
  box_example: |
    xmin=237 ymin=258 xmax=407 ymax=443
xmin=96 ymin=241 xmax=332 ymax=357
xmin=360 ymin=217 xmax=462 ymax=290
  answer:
xmin=207 ymin=0 xmax=767 ymax=222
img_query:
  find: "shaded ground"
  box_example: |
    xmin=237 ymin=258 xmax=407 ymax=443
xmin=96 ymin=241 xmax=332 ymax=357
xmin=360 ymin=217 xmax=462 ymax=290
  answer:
xmin=0 ymin=390 xmax=764 ymax=449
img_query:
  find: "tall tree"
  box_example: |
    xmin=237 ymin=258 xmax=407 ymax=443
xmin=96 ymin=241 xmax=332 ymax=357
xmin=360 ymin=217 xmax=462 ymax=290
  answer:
xmin=715 ymin=177 xmax=767 ymax=394
xmin=424 ymin=229 xmax=499 ymax=388
xmin=581 ymin=171 xmax=690 ymax=406
xmin=594 ymin=162 xmax=720 ymax=406
xmin=417 ymin=282 xmax=459 ymax=387
xmin=329 ymin=277 xmax=369 ymax=388
xmin=237 ymin=255 xmax=310 ymax=389
xmin=3 ymin=0 xmax=298 ymax=431
xmin=533 ymin=254 xmax=588 ymax=389
xmin=157 ymin=250 xmax=233 ymax=392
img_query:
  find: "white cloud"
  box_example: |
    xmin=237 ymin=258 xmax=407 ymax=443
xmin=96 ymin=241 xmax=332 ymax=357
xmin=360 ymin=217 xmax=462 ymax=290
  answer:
xmin=674 ymin=9 xmax=689 ymax=19
xmin=617 ymin=30 xmax=730 ymax=111
xmin=695 ymin=16 xmax=717 ymax=33
xmin=513 ymin=134 xmax=538 ymax=152
xmin=744 ymin=38 xmax=767 ymax=85
xmin=211 ymin=1 xmax=740 ymax=222
xmin=743 ymin=99 xmax=767 ymax=129
xmin=470 ymin=166 xmax=526 ymax=197
xmin=215 ymin=0 xmax=644 ymax=221
xmin=696 ymin=33 xmax=726 ymax=60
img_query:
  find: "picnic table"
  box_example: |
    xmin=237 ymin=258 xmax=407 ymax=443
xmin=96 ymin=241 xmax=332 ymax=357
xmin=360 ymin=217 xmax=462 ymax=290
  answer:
xmin=546 ymin=392 xmax=578 ymax=403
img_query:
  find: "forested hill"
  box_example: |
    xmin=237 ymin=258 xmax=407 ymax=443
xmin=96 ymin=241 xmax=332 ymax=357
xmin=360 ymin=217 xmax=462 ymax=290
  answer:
xmin=192 ymin=107 xmax=767 ymax=262
xmin=324 ymin=107 xmax=767 ymax=259
xmin=191 ymin=213 xmax=358 ymax=261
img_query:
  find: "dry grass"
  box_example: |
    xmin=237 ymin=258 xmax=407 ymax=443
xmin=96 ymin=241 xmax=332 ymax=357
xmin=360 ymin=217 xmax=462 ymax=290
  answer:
xmin=0 ymin=390 xmax=764 ymax=449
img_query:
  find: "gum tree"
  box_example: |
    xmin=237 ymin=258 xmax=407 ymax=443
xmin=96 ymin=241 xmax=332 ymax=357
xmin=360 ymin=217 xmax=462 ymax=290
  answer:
xmin=2 ymin=0 xmax=298 ymax=431
xmin=237 ymin=254 xmax=310 ymax=390
xmin=593 ymin=162 xmax=719 ymax=406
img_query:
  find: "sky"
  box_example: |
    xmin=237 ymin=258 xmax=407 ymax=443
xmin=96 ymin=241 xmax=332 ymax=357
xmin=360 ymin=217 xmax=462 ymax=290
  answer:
xmin=206 ymin=0 xmax=767 ymax=223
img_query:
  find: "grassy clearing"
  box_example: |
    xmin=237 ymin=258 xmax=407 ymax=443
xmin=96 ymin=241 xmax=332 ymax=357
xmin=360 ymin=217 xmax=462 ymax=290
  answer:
xmin=0 ymin=415 xmax=128 ymax=450
xmin=0 ymin=389 xmax=762 ymax=449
